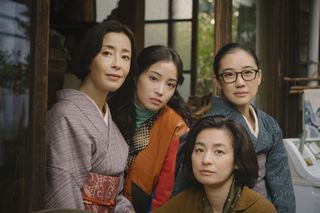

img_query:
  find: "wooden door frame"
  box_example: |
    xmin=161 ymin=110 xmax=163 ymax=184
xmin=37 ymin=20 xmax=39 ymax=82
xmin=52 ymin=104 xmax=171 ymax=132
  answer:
xmin=28 ymin=0 xmax=49 ymax=211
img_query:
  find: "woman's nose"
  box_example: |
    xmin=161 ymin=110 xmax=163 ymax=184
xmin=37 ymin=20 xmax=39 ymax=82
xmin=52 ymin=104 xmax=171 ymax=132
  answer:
xmin=111 ymin=55 xmax=121 ymax=70
xmin=155 ymin=83 xmax=165 ymax=95
xmin=235 ymin=73 xmax=246 ymax=86
xmin=202 ymin=152 xmax=212 ymax=165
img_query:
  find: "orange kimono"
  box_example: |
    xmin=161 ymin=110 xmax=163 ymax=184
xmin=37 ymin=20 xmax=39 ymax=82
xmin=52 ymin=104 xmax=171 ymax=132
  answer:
xmin=124 ymin=106 xmax=189 ymax=213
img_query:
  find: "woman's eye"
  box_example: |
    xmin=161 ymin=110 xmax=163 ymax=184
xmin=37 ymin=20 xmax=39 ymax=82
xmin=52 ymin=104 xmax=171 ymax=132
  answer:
xmin=122 ymin=55 xmax=131 ymax=61
xmin=223 ymin=72 xmax=235 ymax=78
xmin=149 ymin=76 xmax=158 ymax=81
xmin=194 ymin=148 xmax=204 ymax=153
xmin=243 ymin=70 xmax=254 ymax=76
xmin=102 ymin=51 xmax=112 ymax=56
xmin=167 ymin=83 xmax=176 ymax=89
xmin=215 ymin=150 xmax=225 ymax=155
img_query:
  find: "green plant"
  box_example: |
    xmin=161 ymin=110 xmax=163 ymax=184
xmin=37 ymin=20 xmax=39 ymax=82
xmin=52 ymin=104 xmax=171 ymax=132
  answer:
xmin=197 ymin=0 xmax=214 ymax=96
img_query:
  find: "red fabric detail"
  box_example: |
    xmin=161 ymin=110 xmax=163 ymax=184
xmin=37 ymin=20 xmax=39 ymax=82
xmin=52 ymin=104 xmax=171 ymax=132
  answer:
xmin=151 ymin=137 xmax=180 ymax=209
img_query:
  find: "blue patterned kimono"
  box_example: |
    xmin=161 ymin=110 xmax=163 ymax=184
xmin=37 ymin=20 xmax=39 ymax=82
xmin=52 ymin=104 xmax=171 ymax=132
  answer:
xmin=207 ymin=96 xmax=295 ymax=213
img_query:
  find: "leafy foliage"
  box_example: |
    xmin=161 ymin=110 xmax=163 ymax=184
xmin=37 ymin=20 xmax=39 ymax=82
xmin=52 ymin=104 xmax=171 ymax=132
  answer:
xmin=0 ymin=50 xmax=28 ymax=92
xmin=197 ymin=0 xmax=214 ymax=96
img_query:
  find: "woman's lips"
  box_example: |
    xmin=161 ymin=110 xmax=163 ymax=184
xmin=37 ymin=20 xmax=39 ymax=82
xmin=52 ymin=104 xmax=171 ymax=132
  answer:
xmin=150 ymin=98 xmax=162 ymax=105
xmin=106 ymin=73 xmax=120 ymax=80
xmin=234 ymin=91 xmax=248 ymax=97
xmin=199 ymin=170 xmax=215 ymax=176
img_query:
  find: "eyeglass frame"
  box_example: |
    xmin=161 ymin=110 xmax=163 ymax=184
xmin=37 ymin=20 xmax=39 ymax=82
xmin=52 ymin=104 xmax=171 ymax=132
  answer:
xmin=218 ymin=69 xmax=261 ymax=84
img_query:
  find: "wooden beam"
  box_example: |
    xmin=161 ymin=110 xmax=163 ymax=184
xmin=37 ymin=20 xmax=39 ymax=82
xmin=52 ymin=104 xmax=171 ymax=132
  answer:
xmin=28 ymin=0 xmax=49 ymax=211
xmin=283 ymin=76 xmax=320 ymax=81
xmin=213 ymin=0 xmax=232 ymax=95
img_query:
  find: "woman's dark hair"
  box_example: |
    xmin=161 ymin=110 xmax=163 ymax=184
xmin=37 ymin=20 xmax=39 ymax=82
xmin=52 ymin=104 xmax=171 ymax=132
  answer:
xmin=70 ymin=20 xmax=137 ymax=81
xmin=109 ymin=45 xmax=192 ymax=140
xmin=213 ymin=42 xmax=260 ymax=77
xmin=183 ymin=115 xmax=258 ymax=188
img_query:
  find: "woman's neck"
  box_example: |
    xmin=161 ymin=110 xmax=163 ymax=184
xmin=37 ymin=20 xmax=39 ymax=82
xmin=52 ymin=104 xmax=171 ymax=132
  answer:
xmin=134 ymin=104 xmax=157 ymax=129
xmin=79 ymin=83 xmax=108 ymax=115
xmin=236 ymin=104 xmax=255 ymax=131
xmin=203 ymin=176 xmax=233 ymax=213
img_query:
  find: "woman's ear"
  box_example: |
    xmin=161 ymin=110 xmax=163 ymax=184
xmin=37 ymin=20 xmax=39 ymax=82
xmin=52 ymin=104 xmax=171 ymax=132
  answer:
xmin=257 ymin=69 xmax=262 ymax=86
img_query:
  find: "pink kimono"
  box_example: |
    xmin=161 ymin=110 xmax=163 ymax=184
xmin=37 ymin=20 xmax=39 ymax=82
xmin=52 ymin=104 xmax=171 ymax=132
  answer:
xmin=45 ymin=89 xmax=133 ymax=212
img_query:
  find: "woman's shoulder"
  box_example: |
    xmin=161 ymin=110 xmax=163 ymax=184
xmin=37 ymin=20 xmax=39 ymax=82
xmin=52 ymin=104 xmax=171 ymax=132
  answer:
xmin=159 ymin=106 xmax=189 ymax=134
xmin=159 ymin=106 xmax=187 ymax=125
xmin=151 ymin=188 xmax=200 ymax=213
xmin=235 ymin=186 xmax=276 ymax=212
xmin=48 ymin=89 xmax=95 ymax=121
xmin=208 ymin=96 xmax=240 ymax=118
xmin=254 ymin=107 xmax=281 ymax=130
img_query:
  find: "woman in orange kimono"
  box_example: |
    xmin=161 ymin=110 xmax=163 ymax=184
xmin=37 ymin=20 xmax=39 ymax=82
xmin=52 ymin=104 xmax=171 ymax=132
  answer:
xmin=109 ymin=45 xmax=192 ymax=213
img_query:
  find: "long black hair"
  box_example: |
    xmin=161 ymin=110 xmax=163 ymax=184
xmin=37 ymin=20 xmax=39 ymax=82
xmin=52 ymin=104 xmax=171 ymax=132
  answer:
xmin=109 ymin=45 xmax=192 ymax=140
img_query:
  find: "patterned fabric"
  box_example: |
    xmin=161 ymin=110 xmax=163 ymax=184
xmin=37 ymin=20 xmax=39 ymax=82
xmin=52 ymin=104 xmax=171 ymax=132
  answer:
xmin=81 ymin=172 xmax=120 ymax=213
xmin=124 ymin=106 xmax=189 ymax=212
xmin=45 ymin=89 xmax=133 ymax=213
xmin=125 ymin=114 xmax=158 ymax=175
xmin=207 ymin=96 xmax=295 ymax=213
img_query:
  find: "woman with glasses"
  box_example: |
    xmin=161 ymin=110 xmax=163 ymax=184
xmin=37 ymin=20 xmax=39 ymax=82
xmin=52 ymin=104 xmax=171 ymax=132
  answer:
xmin=207 ymin=42 xmax=295 ymax=212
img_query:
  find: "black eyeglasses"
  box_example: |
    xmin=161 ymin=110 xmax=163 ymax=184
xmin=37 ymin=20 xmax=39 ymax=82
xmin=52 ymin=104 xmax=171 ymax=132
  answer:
xmin=219 ymin=69 xmax=260 ymax=84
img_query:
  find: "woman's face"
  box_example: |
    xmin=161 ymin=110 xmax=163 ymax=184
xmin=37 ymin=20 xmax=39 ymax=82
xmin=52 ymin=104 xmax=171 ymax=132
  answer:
xmin=215 ymin=49 xmax=261 ymax=110
xmin=135 ymin=60 xmax=177 ymax=111
xmin=86 ymin=32 xmax=132 ymax=94
xmin=192 ymin=128 xmax=235 ymax=188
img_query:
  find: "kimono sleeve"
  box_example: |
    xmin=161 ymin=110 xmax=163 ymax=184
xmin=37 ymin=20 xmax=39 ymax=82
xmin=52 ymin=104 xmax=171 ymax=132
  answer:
xmin=265 ymin=119 xmax=296 ymax=213
xmin=151 ymin=122 xmax=188 ymax=209
xmin=45 ymin=105 xmax=92 ymax=209
xmin=115 ymin=173 xmax=135 ymax=212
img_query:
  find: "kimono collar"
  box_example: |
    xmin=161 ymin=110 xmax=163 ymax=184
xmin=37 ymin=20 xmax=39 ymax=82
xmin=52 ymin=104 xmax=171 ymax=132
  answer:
xmin=202 ymin=179 xmax=242 ymax=213
xmin=134 ymin=104 xmax=157 ymax=129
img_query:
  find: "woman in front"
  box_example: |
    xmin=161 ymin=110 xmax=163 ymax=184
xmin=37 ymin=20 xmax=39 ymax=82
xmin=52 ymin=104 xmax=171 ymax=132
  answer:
xmin=109 ymin=45 xmax=191 ymax=213
xmin=208 ymin=42 xmax=295 ymax=212
xmin=45 ymin=20 xmax=136 ymax=213
xmin=153 ymin=115 xmax=276 ymax=213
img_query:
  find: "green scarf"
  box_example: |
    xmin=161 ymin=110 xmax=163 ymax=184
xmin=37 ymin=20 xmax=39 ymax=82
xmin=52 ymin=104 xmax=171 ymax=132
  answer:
xmin=134 ymin=104 xmax=157 ymax=129
xmin=203 ymin=179 xmax=242 ymax=213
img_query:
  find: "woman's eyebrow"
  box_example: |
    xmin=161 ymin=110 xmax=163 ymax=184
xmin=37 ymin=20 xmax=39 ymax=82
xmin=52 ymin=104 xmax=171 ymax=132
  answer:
xmin=102 ymin=44 xmax=131 ymax=53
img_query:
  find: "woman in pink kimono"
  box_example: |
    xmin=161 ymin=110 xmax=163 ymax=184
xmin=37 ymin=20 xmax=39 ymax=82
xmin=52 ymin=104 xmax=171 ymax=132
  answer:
xmin=45 ymin=20 xmax=137 ymax=213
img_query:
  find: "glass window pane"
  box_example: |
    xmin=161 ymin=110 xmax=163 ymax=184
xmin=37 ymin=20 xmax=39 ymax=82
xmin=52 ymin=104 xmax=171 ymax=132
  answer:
xmin=232 ymin=0 xmax=256 ymax=49
xmin=145 ymin=0 xmax=169 ymax=20
xmin=173 ymin=0 xmax=193 ymax=19
xmin=172 ymin=22 xmax=191 ymax=70
xmin=96 ymin=0 xmax=118 ymax=22
xmin=144 ymin=23 xmax=168 ymax=47
xmin=0 ymin=0 xmax=30 ymax=211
